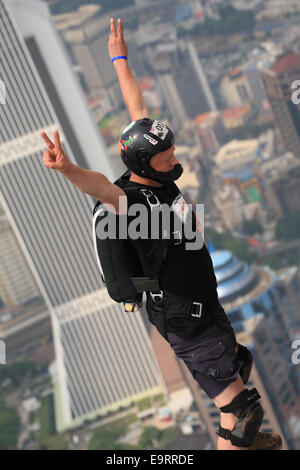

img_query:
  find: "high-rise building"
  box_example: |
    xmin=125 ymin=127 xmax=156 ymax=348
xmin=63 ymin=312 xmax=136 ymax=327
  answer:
xmin=220 ymin=67 xmax=253 ymax=108
xmin=157 ymin=73 xmax=188 ymax=131
xmin=212 ymin=185 xmax=244 ymax=231
xmin=0 ymin=0 xmax=166 ymax=431
xmin=211 ymin=250 xmax=300 ymax=396
xmin=174 ymin=41 xmax=217 ymax=119
xmin=177 ymin=249 xmax=300 ymax=448
xmin=260 ymin=51 xmax=300 ymax=160
xmin=221 ymin=62 xmax=271 ymax=117
xmin=273 ymin=266 xmax=300 ymax=394
xmin=53 ymin=5 xmax=123 ymax=110
xmin=195 ymin=111 xmax=227 ymax=154
xmin=266 ymin=163 xmax=300 ymax=215
xmin=0 ymin=205 xmax=51 ymax=361
xmin=239 ymin=315 xmax=300 ymax=449
xmin=148 ymin=38 xmax=216 ymax=129
xmin=0 ymin=210 xmax=40 ymax=307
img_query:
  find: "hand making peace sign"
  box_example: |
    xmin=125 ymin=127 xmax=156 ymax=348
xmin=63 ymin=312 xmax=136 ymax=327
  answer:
xmin=108 ymin=18 xmax=128 ymax=60
xmin=40 ymin=129 xmax=72 ymax=173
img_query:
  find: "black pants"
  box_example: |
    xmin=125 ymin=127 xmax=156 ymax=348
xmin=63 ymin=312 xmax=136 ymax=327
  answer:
xmin=166 ymin=303 xmax=241 ymax=399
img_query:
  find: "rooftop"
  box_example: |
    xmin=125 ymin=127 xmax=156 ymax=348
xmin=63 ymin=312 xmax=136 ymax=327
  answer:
xmin=211 ymin=250 xmax=232 ymax=269
xmin=214 ymin=139 xmax=259 ymax=166
xmin=229 ymin=66 xmax=243 ymax=77
xmin=195 ymin=112 xmax=211 ymax=125
xmin=272 ymin=51 xmax=300 ymax=75
xmin=223 ymin=266 xmax=275 ymax=311
xmin=222 ymin=104 xmax=250 ymax=121
xmin=53 ymin=4 xmax=101 ymax=31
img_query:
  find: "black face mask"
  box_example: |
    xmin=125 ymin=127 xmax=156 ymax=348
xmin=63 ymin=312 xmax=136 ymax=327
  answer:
xmin=146 ymin=163 xmax=184 ymax=185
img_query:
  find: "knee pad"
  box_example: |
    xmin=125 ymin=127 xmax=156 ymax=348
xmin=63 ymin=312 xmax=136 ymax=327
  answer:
xmin=217 ymin=388 xmax=264 ymax=447
xmin=236 ymin=344 xmax=253 ymax=384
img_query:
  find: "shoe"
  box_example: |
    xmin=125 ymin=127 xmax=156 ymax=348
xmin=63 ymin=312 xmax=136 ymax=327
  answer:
xmin=248 ymin=432 xmax=282 ymax=450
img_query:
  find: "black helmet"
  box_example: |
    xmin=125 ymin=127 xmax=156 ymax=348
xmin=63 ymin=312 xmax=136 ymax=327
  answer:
xmin=119 ymin=118 xmax=183 ymax=184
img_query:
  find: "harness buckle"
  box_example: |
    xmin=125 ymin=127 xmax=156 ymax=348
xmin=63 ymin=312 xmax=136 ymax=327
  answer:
xmin=150 ymin=291 xmax=163 ymax=303
xmin=172 ymin=230 xmax=182 ymax=245
xmin=140 ymin=189 xmax=160 ymax=209
xmin=191 ymin=302 xmax=202 ymax=318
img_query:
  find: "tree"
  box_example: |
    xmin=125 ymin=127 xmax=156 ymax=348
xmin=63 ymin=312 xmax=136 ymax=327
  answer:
xmin=0 ymin=361 xmax=40 ymax=387
xmin=0 ymin=401 xmax=19 ymax=450
xmin=275 ymin=212 xmax=300 ymax=242
xmin=139 ymin=426 xmax=161 ymax=449
xmin=242 ymin=217 xmax=263 ymax=236
xmin=205 ymin=228 xmax=256 ymax=263
xmin=88 ymin=429 xmax=120 ymax=450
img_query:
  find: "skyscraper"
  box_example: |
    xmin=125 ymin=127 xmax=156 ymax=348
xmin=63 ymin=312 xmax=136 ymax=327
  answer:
xmin=260 ymin=51 xmax=300 ymax=160
xmin=53 ymin=5 xmax=123 ymax=110
xmin=211 ymin=251 xmax=300 ymax=420
xmin=150 ymin=40 xmax=217 ymax=130
xmin=0 ymin=209 xmax=40 ymax=307
xmin=178 ymin=249 xmax=300 ymax=448
xmin=0 ymin=0 xmax=165 ymax=431
xmin=174 ymin=41 xmax=217 ymax=118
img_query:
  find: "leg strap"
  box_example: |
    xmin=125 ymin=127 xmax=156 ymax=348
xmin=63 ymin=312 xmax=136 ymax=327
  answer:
xmin=219 ymin=388 xmax=260 ymax=418
xmin=217 ymin=388 xmax=264 ymax=447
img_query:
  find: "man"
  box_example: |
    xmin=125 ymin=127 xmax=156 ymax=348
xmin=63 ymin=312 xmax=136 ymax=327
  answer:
xmin=40 ymin=18 xmax=282 ymax=451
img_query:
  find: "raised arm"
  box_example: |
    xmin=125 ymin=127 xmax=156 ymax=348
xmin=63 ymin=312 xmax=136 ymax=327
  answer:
xmin=108 ymin=18 xmax=150 ymax=121
xmin=40 ymin=130 xmax=126 ymax=214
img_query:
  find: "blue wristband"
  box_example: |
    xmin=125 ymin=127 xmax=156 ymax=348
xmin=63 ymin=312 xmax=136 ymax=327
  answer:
xmin=111 ymin=55 xmax=128 ymax=63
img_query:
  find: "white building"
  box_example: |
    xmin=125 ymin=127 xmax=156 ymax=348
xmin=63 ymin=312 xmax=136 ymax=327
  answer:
xmin=0 ymin=212 xmax=40 ymax=306
xmin=1 ymin=0 xmax=166 ymax=431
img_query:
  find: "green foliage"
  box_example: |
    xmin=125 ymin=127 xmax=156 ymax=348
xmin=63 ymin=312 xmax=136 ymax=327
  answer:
xmin=205 ymin=228 xmax=255 ymax=263
xmin=39 ymin=433 xmax=69 ymax=451
xmin=228 ymin=121 xmax=275 ymax=140
xmin=49 ymin=0 xmax=134 ymax=15
xmin=0 ymin=401 xmax=19 ymax=450
xmin=88 ymin=413 xmax=137 ymax=450
xmin=139 ymin=426 xmax=160 ymax=448
xmin=116 ymin=443 xmax=142 ymax=450
xmin=89 ymin=429 xmax=121 ymax=450
xmin=35 ymin=395 xmax=56 ymax=441
xmin=242 ymin=218 xmax=263 ymax=236
xmin=275 ymin=212 xmax=300 ymax=242
xmin=261 ymin=256 xmax=285 ymax=271
xmin=0 ymin=361 xmax=41 ymax=387
xmin=138 ymin=426 xmax=180 ymax=450
xmin=160 ymin=428 xmax=180 ymax=450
